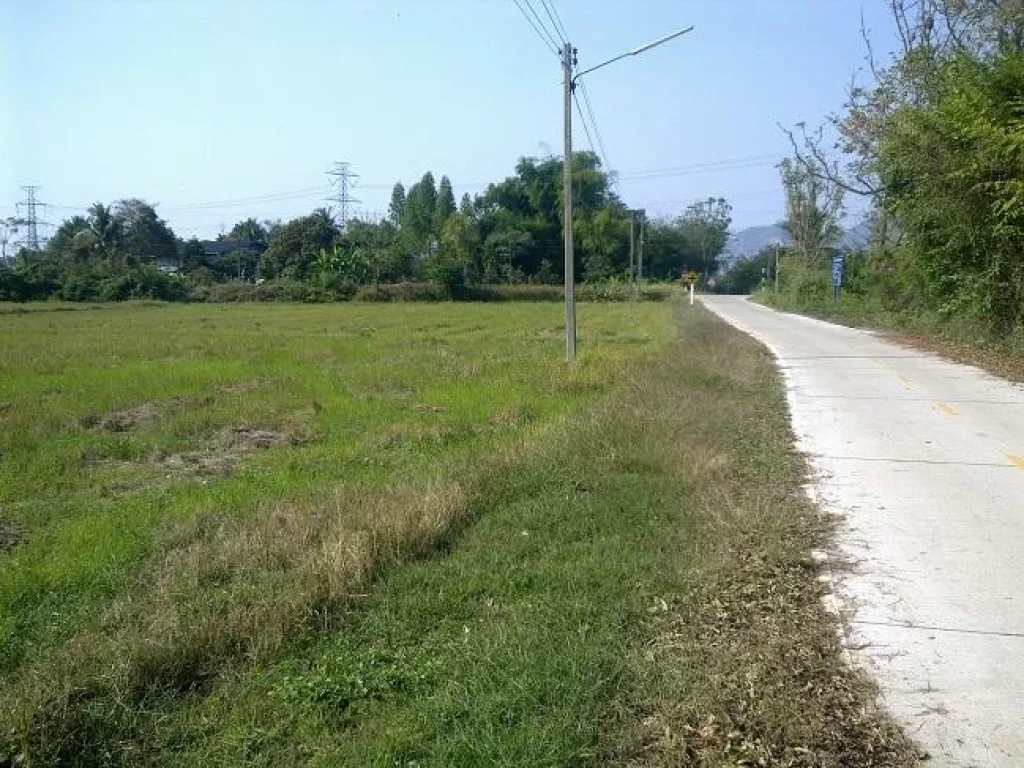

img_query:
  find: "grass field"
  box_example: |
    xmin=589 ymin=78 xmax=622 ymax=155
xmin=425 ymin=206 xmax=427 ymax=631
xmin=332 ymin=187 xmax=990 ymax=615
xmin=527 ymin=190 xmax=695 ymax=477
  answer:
xmin=0 ymin=300 xmax=913 ymax=766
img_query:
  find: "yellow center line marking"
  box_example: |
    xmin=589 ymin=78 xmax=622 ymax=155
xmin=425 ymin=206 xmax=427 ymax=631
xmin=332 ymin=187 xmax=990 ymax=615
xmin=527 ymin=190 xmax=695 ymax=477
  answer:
xmin=935 ymin=403 xmax=959 ymax=416
xmin=897 ymin=375 xmax=915 ymax=390
xmin=1009 ymin=455 xmax=1024 ymax=471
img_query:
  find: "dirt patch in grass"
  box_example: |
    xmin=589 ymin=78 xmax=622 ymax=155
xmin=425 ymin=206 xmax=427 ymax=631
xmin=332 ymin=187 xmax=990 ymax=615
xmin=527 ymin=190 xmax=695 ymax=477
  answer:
xmin=214 ymin=377 xmax=273 ymax=395
xmin=0 ymin=520 xmax=26 ymax=553
xmin=412 ymin=403 xmax=446 ymax=414
xmin=88 ymin=402 xmax=159 ymax=432
xmin=153 ymin=426 xmax=298 ymax=476
xmin=490 ymin=405 xmax=534 ymax=428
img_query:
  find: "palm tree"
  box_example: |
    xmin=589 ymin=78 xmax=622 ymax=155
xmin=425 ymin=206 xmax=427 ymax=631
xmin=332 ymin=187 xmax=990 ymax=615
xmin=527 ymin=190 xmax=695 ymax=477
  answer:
xmin=87 ymin=203 xmax=123 ymax=261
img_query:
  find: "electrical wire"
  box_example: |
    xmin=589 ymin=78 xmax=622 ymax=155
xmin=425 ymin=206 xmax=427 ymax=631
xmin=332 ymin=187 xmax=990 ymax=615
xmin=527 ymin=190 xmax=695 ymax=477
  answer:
xmin=577 ymin=78 xmax=611 ymax=174
xmin=571 ymin=92 xmax=597 ymax=158
xmin=537 ymin=0 xmax=567 ymax=45
xmin=618 ymin=154 xmax=784 ymax=179
xmin=167 ymin=186 xmax=332 ymax=210
xmin=510 ymin=0 xmax=560 ymax=56
xmin=539 ymin=0 xmax=569 ymax=43
xmin=617 ymin=160 xmax=781 ymax=181
xmin=521 ymin=0 xmax=563 ymax=50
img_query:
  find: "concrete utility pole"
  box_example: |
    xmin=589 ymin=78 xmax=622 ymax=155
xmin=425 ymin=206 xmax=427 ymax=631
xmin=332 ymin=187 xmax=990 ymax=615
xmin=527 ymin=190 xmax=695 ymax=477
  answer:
xmin=562 ymin=41 xmax=577 ymax=361
xmin=559 ymin=25 xmax=692 ymax=361
xmin=637 ymin=212 xmax=645 ymax=284
xmin=629 ymin=211 xmax=635 ymax=287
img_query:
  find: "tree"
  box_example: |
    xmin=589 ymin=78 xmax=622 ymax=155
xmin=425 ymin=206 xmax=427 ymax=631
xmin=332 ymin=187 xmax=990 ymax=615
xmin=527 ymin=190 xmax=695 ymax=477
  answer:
xmin=87 ymin=203 xmax=124 ymax=260
xmin=678 ymin=197 xmax=732 ymax=278
xmin=1 ymin=217 xmax=27 ymax=262
xmin=223 ymin=218 xmax=268 ymax=248
xmin=388 ymin=183 xmax=406 ymax=226
xmin=435 ymin=175 xmax=457 ymax=234
xmin=642 ymin=216 xmax=691 ymax=280
xmin=436 ymin=212 xmax=479 ymax=284
xmin=780 ymin=158 xmax=843 ymax=266
xmin=400 ymin=172 xmax=438 ymax=252
xmin=482 ymin=228 xmax=532 ymax=283
xmin=47 ymin=216 xmax=91 ymax=261
xmin=718 ymin=247 xmax=774 ymax=294
xmin=878 ymin=50 xmax=1024 ymax=329
xmin=112 ymin=199 xmax=176 ymax=264
xmin=578 ymin=207 xmax=626 ymax=281
xmin=258 ymin=208 xmax=340 ymax=280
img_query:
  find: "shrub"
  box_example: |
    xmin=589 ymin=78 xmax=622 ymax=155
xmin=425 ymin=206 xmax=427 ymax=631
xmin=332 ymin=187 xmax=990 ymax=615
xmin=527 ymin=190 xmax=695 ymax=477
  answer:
xmin=354 ymin=283 xmax=452 ymax=302
xmin=0 ymin=267 xmax=29 ymax=301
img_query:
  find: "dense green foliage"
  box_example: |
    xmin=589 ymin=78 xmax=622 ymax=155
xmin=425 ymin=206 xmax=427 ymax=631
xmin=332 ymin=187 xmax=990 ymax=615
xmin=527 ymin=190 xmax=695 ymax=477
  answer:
xmin=717 ymin=247 xmax=774 ymax=295
xmin=2 ymin=153 xmax=732 ymax=303
xmin=780 ymin=0 xmax=1024 ymax=339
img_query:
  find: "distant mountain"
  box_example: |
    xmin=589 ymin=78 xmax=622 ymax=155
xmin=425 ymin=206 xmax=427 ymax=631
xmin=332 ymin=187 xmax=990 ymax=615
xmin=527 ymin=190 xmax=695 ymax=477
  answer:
xmin=721 ymin=219 xmax=874 ymax=268
xmin=721 ymin=224 xmax=789 ymax=267
xmin=837 ymin=219 xmax=873 ymax=251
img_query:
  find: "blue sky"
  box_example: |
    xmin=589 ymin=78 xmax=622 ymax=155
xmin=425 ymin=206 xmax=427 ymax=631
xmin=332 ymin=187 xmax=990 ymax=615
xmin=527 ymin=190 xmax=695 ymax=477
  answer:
xmin=2 ymin=1 xmax=900 ymax=239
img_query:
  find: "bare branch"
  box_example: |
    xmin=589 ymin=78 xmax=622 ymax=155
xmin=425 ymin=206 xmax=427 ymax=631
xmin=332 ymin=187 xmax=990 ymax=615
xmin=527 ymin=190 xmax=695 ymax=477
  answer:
xmin=778 ymin=122 xmax=881 ymax=198
xmin=861 ymin=9 xmax=881 ymax=81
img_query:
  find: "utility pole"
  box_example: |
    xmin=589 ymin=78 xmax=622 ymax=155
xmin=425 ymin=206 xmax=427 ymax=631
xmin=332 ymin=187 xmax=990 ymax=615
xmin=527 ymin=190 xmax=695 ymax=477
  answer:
xmin=326 ymin=162 xmax=361 ymax=232
xmin=557 ymin=25 xmax=692 ymax=361
xmin=774 ymin=243 xmax=780 ymax=292
xmin=629 ymin=211 xmax=635 ymax=288
xmin=637 ymin=212 xmax=645 ymax=284
xmin=16 ymin=186 xmax=50 ymax=251
xmin=562 ymin=41 xmax=577 ymax=361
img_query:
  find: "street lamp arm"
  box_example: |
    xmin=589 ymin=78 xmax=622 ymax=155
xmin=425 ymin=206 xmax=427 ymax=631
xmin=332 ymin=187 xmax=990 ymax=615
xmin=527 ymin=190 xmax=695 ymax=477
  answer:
xmin=572 ymin=25 xmax=693 ymax=82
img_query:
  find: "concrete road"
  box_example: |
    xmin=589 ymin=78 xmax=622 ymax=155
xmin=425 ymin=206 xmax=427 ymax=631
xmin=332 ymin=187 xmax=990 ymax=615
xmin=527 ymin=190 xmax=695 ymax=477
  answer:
xmin=702 ymin=296 xmax=1024 ymax=767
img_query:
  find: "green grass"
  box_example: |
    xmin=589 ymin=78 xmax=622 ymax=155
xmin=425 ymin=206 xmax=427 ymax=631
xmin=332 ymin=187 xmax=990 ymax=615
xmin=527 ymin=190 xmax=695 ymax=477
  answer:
xmin=0 ymin=300 xmax=913 ymax=766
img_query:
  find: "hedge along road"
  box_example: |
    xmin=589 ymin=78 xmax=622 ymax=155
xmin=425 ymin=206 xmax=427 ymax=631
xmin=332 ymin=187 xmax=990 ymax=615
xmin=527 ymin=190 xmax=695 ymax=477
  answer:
xmin=702 ymin=295 xmax=1024 ymax=768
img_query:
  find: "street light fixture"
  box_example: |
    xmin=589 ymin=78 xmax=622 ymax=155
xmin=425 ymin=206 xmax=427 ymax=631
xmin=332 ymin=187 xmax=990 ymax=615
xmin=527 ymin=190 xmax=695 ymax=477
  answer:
xmin=561 ymin=26 xmax=694 ymax=361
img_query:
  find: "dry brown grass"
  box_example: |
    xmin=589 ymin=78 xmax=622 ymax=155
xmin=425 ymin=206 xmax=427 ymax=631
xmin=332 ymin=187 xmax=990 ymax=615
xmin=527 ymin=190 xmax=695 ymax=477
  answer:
xmin=601 ymin=304 xmax=918 ymax=767
xmin=2 ymin=475 xmax=481 ymax=762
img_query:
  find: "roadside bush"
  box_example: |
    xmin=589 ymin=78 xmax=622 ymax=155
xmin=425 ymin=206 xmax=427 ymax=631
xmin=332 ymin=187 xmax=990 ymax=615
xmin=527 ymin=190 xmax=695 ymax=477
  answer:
xmin=354 ymin=282 xmax=452 ymax=302
xmin=577 ymin=282 xmax=631 ymax=302
xmin=576 ymin=281 xmax=671 ymax=302
xmin=462 ymin=285 xmax=563 ymax=302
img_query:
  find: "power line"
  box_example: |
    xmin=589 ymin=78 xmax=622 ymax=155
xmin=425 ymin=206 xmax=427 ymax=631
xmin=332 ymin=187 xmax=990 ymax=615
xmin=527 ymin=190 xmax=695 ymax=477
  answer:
xmin=169 ymin=186 xmax=331 ymax=210
xmin=537 ymin=0 xmax=567 ymax=45
xmin=572 ymin=92 xmax=597 ymax=156
xmin=618 ymin=154 xmax=784 ymax=180
xmin=510 ymin=0 xmax=560 ymax=56
xmin=577 ymin=78 xmax=611 ymax=174
xmin=521 ymin=0 xmax=563 ymax=49
xmin=539 ymin=0 xmax=569 ymax=43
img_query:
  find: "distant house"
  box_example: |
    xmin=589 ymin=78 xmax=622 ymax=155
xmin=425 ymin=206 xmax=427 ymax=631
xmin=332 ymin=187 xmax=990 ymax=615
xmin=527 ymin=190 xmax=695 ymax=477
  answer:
xmin=155 ymin=254 xmax=183 ymax=273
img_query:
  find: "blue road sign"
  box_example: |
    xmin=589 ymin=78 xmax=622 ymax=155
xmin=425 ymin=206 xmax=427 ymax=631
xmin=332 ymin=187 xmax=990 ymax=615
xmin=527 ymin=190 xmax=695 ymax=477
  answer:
xmin=831 ymin=255 xmax=845 ymax=287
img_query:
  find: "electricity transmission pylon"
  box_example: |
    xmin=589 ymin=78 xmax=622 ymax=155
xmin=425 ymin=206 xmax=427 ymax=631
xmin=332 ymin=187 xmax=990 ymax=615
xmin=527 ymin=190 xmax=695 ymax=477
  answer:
xmin=16 ymin=185 xmax=51 ymax=251
xmin=326 ymin=162 xmax=361 ymax=231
